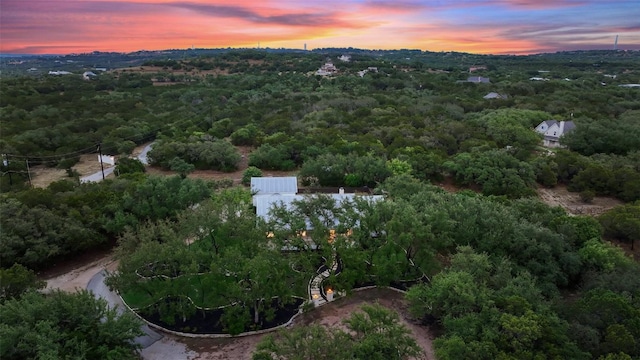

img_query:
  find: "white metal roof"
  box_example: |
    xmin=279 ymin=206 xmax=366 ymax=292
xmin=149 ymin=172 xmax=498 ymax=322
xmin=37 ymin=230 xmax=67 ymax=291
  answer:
xmin=251 ymin=177 xmax=298 ymax=195
xmin=254 ymin=193 xmax=384 ymax=226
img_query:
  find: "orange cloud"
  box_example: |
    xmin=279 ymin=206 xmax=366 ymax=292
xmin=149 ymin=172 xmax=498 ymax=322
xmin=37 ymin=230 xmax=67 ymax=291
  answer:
xmin=1 ymin=0 xmax=638 ymax=54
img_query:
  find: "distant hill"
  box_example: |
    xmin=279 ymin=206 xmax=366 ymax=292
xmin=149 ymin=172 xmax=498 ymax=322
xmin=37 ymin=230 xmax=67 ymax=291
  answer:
xmin=1 ymin=47 xmax=638 ymax=77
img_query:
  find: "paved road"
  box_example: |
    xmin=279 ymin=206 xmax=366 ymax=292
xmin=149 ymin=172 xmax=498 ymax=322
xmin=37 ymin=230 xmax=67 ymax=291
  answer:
xmin=137 ymin=142 xmax=154 ymax=165
xmin=80 ymin=166 xmax=115 ymax=183
xmin=80 ymin=142 xmax=154 ymax=183
xmin=87 ymin=270 xmax=163 ymax=348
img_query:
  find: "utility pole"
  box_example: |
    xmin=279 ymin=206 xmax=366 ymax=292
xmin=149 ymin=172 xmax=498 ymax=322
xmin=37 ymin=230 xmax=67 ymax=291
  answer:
xmin=97 ymin=143 xmax=105 ymax=180
xmin=26 ymin=159 xmax=32 ymax=187
xmin=6 ymin=154 xmax=12 ymax=186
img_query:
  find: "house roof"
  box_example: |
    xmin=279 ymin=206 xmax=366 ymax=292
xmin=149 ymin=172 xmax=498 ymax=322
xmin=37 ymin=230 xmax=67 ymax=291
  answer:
xmin=536 ymin=120 xmax=576 ymax=139
xmin=251 ymin=177 xmax=298 ymax=196
xmin=483 ymin=92 xmax=507 ymax=99
xmin=467 ymin=76 xmax=490 ymax=83
xmin=563 ymin=121 xmax=576 ymax=133
xmin=255 ymin=193 xmax=384 ymax=227
xmin=543 ymin=120 xmax=557 ymax=127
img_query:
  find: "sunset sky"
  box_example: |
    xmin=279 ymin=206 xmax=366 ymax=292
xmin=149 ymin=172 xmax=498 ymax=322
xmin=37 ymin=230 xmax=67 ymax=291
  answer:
xmin=2 ymin=0 xmax=639 ymax=55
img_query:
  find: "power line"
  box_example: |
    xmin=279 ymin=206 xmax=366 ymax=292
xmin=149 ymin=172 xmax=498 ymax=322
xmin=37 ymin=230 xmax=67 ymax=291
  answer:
xmin=4 ymin=111 xmax=204 ymax=161
xmin=5 ymin=144 xmax=99 ymax=160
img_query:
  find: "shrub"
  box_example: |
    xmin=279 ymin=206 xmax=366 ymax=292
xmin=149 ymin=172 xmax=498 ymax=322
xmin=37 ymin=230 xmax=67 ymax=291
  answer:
xmin=248 ymin=144 xmax=295 ymax=171
xmin=242 ymin=167 xmax=263 ymax=186
xmin=57 ymin=157 xmax=80 ymax=170
xmin=116 ymin=157 xmax=146 ymax=176
xmin=580 ymin=190 xmax=595 ymax=203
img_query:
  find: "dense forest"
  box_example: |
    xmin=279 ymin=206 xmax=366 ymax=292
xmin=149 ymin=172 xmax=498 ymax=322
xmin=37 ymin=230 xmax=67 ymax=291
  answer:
xmin=1 ymin=48 xmax=639 ymax=359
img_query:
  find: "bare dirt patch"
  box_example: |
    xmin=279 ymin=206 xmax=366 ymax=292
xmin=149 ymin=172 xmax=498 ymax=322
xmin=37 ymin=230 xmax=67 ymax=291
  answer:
xmin=435 ymin=179 xmax=621 ymax=217
xmin=29 ymin=153 xmax=113 ymax=188
xmin=29 ymin=166 xmax=68 ymax=188
xmin=29 ymin=141 xmax=154 ymax=188
xmin=537 ymin=185 xmax=622 ymax=216
xmin=41 ymin=249 xmax=117 ymax=293
xmin=434 ymin=176 xmax=481 ymax=194
xmin=146 ymin=145 xmax=297 ymax=185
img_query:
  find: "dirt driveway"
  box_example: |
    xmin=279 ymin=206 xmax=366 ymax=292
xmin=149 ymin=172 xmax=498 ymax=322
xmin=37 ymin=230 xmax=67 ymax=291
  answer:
xmin=537 ymin=186 xmax=621 ymax=216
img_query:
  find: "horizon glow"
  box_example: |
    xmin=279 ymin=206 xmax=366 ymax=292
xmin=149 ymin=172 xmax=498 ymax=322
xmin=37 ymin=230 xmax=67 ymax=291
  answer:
xmin=1 ymin=0 xmax=639 ymax=55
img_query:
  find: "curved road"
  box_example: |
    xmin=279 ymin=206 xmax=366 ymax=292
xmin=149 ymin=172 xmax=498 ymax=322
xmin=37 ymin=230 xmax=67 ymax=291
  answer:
xmin=137 ymin=142 xmax=154 ymax=165
xmin=81 ymin=142 xmax=154 ymax=183
xmin=83 ymin=142 xmax=168 ymax=351
xmin=87 ymin=270 xmax=163 ymax=348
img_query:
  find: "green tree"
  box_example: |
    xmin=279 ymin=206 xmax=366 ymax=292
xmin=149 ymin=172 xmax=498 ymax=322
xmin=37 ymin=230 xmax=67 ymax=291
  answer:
xmin=253 ymin=324 xmax=346 ymax=360
xmin=551 ymin=215 xmax=602 ymax=248
xmin=386 ymin=158 xmax=413 ymax=177
xmin=407 ymin=270 xmax=491 ymax=320
xmin=300 ymin=153 xmax=390 ymax=187
xmin=598 ymin=202 xmax=640 ymax=250
xmin=445 ymin=149 xmax=536 ymax=198
xmin=567 ymin=288 xmax=640 ymax=358
xmin=169 ymin=157 xmax=195 ymax=178
xmin=476 ymin=109 xmax=548 ymax=156
xmin=242 ymin=166 xmax=263 ymax=186
xmin=578 ymin=239 xmax=632 ymax=272
xmin=115 ymin=157 xmax=146 ymax=176
xmin=230 ymin=124 xmax=263 ymax=146
xmin=0 ymin=264 xmax=45 ymax=301
xmin=248 ymin=144 xmax=295 ymax=171
xmin=346 ymin=304 xmax=422 ymax=360
xmin=0 ymin=290 xmax=143 ymax=360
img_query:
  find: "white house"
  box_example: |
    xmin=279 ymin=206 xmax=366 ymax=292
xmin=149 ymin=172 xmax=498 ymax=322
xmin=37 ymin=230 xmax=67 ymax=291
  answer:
xmin=251 ymin=178 xmax=383 ymax=231
xmin=535 ymin=120 xmax=576 ymax=148
xmin=83 ymin=71 xmax=97 ymax=80
xmin=315 ymin=62 xmax=338 ymax=76
xmin=48 ymin=71 xmax=72 ymax=75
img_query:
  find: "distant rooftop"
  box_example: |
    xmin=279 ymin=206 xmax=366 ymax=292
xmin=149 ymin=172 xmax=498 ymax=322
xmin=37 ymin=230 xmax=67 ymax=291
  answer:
xmin=467 ymin=76 xmax=490 ymax=83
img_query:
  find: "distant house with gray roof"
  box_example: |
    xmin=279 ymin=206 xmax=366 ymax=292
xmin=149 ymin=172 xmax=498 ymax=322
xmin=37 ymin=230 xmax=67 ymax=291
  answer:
xmin=483 ymin=92 xmax=508 ymax=100
xmin=467 ymin=76 xmax=490 ymax=83
xmin=535 ymin=120 xmax=576 ymax=148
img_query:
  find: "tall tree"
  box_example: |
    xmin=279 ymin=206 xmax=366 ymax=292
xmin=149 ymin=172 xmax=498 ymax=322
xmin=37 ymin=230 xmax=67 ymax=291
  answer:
xmin=0 ymin=290 xmax=143 ymax=360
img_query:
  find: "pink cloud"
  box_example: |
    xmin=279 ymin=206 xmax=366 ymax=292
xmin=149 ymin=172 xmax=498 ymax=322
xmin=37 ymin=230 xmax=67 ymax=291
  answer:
xmin=1 ymin=0 xmax=638 ymax=54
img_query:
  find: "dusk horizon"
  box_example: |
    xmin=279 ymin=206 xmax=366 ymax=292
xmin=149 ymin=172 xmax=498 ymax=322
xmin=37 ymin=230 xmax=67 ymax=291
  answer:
xmin=2 ymin=0 xmax=640 ymax=56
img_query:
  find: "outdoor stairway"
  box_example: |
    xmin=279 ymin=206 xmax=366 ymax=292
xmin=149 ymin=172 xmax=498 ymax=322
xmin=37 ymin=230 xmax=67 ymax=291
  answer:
xmin=308 ymin=258 xmax=339 ymax=307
